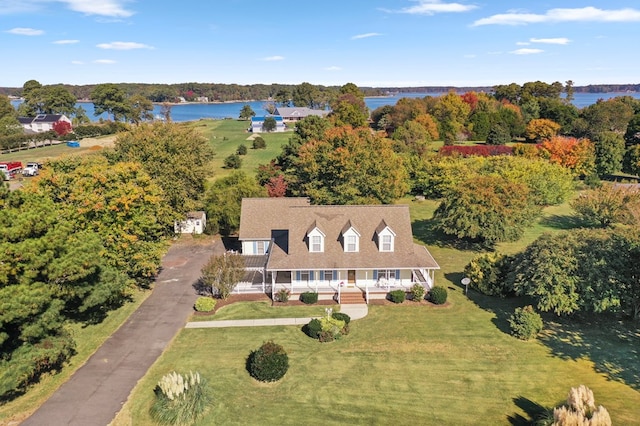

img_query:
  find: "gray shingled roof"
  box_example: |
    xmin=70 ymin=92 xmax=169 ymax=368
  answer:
xmin=274 ymin=107 xmax=329 ymax=118
xmin=239 ymin=198 xmax=439 ymax=271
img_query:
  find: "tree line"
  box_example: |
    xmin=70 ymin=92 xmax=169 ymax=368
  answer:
xmin=0 ymin=122 xmax=213 ymax=400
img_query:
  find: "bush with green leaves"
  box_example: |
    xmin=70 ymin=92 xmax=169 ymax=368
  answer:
xmin=410 ymin=283 xmax=426 ymax=301
xmin=300 ymin=291 xmax=318 ymax=304
xmin=303 ymin=318 xmax=323 ymax=339
xmin=463 ymin=252 xmax=514 ymax=297
xmin=150 ymin=371 xmax=211 ymax=425
xmin=194 ymin=296 xmax=216 ymax=312
xmin=509 ymin=305 xmax=543 ymax=340
xmin=224 ymin=153 xmax=242 ymax=169
xmin=247 ymin=341 xmax=289 ymax=382
xmin=236 ymin=144 xmax=247 ymax=155
xmin=389 ymin=289 xmax=406 ymax=303
xmin=252 ymin=136 xmax=266 ymax=149
xmin=429 ymin=286 xmax=448 ymax=305
xmin=331 ymin=312 xmax=351 ymax=324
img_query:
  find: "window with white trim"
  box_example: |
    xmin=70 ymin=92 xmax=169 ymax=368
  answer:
xmin=381 ymin=235 xmax=392 ymax=252
xmin=346 ymin=235 xmax=357 ymax=252
xmin=310 ymin=235 xmax=322 ymax=252
xmin=323 ymin=270 xmax=333 ymax=282
xmin=256 ymin=240 xmax=266 ymax=255
xmin=377 ymin=269 xmax=397 ymax=280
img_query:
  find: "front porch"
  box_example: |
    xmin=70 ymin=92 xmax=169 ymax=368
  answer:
xmin=230 ymin=267 xmax=436 ymax=304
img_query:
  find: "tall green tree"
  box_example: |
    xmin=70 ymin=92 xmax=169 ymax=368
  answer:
xmin=289 ymin=126 xmax=408 ymax=204
xmin=239 ymin=104 xmax=256 ymax=120
xmin=593 ymin=131 xmax=625 ymax=175
xmin=0 ymin=189 xmax=128 ymax=399
xmin=109 ymin=122 xmax=215 ymax=213
xmin=203 ymin=171 xmax=266 ymax=235
xmin=28 ymin=155 xmax=174 ymax=281
xmin=433 ymin=92 xmax=470 ymax=144
xmin=433 ymin=175 xmax=540 ymax=244
xmin=91 ymin=83 xmax=132 ymax=121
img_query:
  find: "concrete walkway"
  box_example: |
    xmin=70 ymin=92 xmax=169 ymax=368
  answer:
xmin=185 ymin=303 xmax=368 ymax=329
xmin=22 ymin=238 xmax=222 ymax=426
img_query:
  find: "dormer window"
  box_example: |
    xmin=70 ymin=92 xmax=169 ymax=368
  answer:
xmin=307 ymin=224 xmax=325 ymax=253
xmin=376 ymin=220 xmax=396 ymax=252
xmin=341 ymin=221 xmax=360 ymax=253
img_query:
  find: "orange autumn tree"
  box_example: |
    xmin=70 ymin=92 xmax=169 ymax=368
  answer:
xmin=539 ymin=136 xmax=595 ymax=177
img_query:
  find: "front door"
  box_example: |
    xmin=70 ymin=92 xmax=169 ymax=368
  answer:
xmin=347 ymin=270 xmax=356 ymax=286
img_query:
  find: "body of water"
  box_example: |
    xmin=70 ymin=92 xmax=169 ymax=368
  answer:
xmin=11 ymin=92 xmax=640 ymax=123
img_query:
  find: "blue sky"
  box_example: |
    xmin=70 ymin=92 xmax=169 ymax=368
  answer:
xmin=1 ymin=0 xmax=639 ymax=88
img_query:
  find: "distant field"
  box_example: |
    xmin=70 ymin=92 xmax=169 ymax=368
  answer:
xmin=0 ymin=136 xmax=114 ymax=164
xmin=187 ymin=119 xmax=290 ymax=179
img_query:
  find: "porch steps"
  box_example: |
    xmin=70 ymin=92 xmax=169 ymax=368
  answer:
xmin=340 ymin=291 xmax=366 ymax=304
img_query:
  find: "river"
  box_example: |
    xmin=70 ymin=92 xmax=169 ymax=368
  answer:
xmin=11 ymin=92 xmax=640 ymax=123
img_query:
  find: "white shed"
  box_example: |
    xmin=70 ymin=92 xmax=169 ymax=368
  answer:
xmin=174 ymin=211 xmax=207 ymax=234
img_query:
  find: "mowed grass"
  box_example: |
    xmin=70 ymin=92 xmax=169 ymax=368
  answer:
xmin=190 ymin=301 xmax=335 ymax=322
xmin=0 ymin=288 xmax=150 ymax=425
xmin=187 ymin=119 xmax=290 ymax=179
xmin=0 ymin=143 xmax=100 ymax=163
xmin=113 ymin=197 xmax=640 ymax=425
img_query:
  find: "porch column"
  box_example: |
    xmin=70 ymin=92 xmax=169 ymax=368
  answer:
xmin=271 ymin=272 xmax=276 ymax=299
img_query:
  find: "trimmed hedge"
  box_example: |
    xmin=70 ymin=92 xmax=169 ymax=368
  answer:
xmin=439 ymin=145 xmax=513 ymax=157
xmin=331 ymin=312 xmax=351 ymax=324
xmin=429 ymin=286 xmax=448 ymax=305
xmin=247 ymin=341 xmax=289 ymax=382
xmin=389 ymin=289 xmax=406 ymax=303
xmin=194 ymin=296 xmax=216 ymax=312
xmin=300 ymin=292 xmax=318 ymax=304
xmin=303 ymin=318 xmax=322 ymax=339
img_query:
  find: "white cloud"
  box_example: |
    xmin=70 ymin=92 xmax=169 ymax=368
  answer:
xmin=262 ymin=56 xmax=284 ymax=61
xmin=54 ymin=39 xmax=80 ymax=44
xmin=385 ymin=0 xmax=477 ymax=15
xmin=516 ymin=41 xmax=530 ymax=46
xmin=59 ymin=0 xmax=134 ymax=17
xmin=530 ymin=37 xmax=570 ymax=45
xmin=324 ymin=66 xmax=342 ymax=71
xmin=473 ymin=7 xmax=640 ymax=26
xmin=6 ymin=27 xmax=44 ymax=36
xmin=511 ymin=48 xmax=544 ymax=55
xmin=351 ymin=32 xmax=382 ymax=40
xmin=93 ymin=59 xmax=116 ymax=64
xmin=97 ymin=41 xmax=153 ymax=50
xmin=0 ymin=0 xmax=133 ymax=17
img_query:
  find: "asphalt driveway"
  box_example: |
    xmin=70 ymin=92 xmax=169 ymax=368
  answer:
xmin=22 ymin=237 xmax=221 ymax=426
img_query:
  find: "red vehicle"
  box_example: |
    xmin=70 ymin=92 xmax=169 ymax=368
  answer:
xmin=0 ymin=161 xmax=23 ymax=180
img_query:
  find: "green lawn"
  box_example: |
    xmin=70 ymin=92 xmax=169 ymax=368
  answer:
xmin=187 ymin=119 xmax=290 ymax=179
xmin=0 ymin=288 xmax=150 ymax=425
xmin=190 ymin=301 xmax=336 ymax=321
xmin=113 ymin=198 xmax=640 ymax=425
xmin=0 ymin=142 xmax=100 ymax=163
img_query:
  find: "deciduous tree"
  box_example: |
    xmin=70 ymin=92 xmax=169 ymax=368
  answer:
xmin=289 ymin=126 xmax=408 ymax=204
xmin=433 ymin=175 xmax=540 ymax=244
xmin=203 ymin=171 xmax=266 ymax=235
xmin=239 ymin=104 xmax=256 ymax=120
xmin=201 ymin=253 xmax=245 ymax=299
xmin=109 ymin=122 xmax=214 ymax=213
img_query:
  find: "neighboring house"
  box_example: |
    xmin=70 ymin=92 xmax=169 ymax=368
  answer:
xmin=274 ymin=107 xmax=329 ymax=122
xmin=174 ymin=211 xmax=207 ymax=235
xmin=249 ymin=115 xmax=286 ymax=132
xmin=18 ymin=114 xmax=72 ymax=133
xmin=235 ymin=197 xmax=439 ymax=303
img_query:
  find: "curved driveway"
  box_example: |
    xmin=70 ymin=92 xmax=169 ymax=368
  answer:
xmin=22 ymin=238 xmax=220 ymax=426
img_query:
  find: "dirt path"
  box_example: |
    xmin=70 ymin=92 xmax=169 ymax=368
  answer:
xmin=21 ymin=237 xmax=220 ymax=426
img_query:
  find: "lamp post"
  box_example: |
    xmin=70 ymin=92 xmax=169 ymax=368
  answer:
xmin=461 ymin=277 xmax=471 ymax=295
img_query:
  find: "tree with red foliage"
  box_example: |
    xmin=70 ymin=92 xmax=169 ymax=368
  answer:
xmin=461 ymin=92 xmax=479 ymax=112
xmin=53 ymin=120 xmax=72 ymax=136
xmin=266 ymin=174 xmax=288 ymax=197
xmin=539 ymin=136 xmax=595 ymax=177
